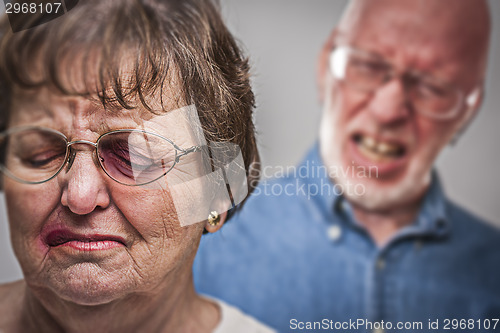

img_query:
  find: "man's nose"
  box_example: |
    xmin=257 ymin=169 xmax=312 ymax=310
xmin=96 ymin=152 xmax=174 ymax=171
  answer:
xmin=60 ymin=150 xmax=111 ymax=215
xmin=367 ymin=79 xmax=411 ymax=124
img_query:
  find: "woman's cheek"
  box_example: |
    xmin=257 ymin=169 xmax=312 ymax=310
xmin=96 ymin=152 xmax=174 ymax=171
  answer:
xmin=109 ymin=186 xmax=176 ymax=240
xmin=4 ymin=183 xmax=59 ymax=277
xmin=114 ymin=185 xmax=202 ymax=257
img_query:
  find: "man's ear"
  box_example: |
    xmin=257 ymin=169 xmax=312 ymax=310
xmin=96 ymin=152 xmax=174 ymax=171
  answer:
xmin=451 ymin=86 xmax=484 ymax=145
xmin=204 ymin=211 xmax=227 ymax=233
xmin=317 ymin=29 xmax=338 ymax=104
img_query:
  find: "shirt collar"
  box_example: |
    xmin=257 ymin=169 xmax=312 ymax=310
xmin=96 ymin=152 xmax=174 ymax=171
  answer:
xmin=296 ymin=142 xmax=341 ymax=219
xmin=298 ymin=143 xmax=450 ymax=237
xmin=410 ymin=171 xmax=450 ymax=237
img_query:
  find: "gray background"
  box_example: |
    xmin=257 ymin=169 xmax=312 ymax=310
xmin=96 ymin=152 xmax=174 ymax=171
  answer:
xmin=1 ymin=1 xmax=499 ymax=282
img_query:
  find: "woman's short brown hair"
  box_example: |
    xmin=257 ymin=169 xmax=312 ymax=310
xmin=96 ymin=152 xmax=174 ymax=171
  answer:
xmin=0 ymin=0 xmax=260 ymax=218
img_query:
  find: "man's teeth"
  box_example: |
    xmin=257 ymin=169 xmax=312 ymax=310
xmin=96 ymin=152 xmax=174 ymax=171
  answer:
xmin=363 ymin=136 xmax=376 ymax=150
xmin=377 ymin=142 xmax=399 ymax=155
xmin=356 ymin=135 xmax=403 ymax=159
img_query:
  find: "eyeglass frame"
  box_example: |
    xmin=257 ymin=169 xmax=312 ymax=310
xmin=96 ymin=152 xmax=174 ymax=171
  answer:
xmin=329 ymin=44 xmax=482 ymax=120
xmin=0 ymin=126 xmax=202 ymax=186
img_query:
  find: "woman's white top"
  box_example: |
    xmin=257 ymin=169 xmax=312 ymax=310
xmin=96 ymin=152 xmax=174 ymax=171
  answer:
xmin=211 ymin=297 xmax=277 ymax=333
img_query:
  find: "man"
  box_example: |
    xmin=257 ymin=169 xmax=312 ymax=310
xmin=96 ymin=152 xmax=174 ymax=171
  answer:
xmin=194 ymin=1 xmax=500 ymax=332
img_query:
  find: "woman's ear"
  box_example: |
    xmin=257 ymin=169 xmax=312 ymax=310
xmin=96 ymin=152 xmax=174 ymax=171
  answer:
xmin=204 ymin=211 xmax=227 ymax=233
xmin=317 ymin=29 xmax=338 ymax=104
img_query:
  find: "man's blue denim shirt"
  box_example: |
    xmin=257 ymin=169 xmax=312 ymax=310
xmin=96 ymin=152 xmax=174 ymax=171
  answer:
xmin=194 ymin=144 xmax=500 ymax=332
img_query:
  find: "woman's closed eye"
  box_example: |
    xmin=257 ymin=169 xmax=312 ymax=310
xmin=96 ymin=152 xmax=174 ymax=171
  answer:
xmin=102 ymin=147 xmax=172 ymax=178
xmin=22 ymin=149 xmax=66 ymax=169
xmin=114 ymin=149 xmax=153 ymax=168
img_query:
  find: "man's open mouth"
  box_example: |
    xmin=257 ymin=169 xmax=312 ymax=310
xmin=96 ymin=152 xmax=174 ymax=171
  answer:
xmin=352 ymin=133 xmax=406 ymax=161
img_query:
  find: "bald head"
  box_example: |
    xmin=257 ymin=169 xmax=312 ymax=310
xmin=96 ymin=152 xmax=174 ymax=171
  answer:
xmin=338 ymin=0 xmax=491 ymax=85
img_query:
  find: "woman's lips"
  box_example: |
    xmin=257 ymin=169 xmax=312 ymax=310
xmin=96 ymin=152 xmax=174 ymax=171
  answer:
xmin=45 ymin=230 xmax=126 ymax=251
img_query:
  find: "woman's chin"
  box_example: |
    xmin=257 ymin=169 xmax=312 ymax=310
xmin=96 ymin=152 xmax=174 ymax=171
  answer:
xmin=36 ymin=264 xmax=136 ymax=306
xmin=60 ymin=290 xmax=121 ymax=306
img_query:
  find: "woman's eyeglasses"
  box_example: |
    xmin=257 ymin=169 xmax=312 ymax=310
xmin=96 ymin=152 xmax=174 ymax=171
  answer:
xmin=0 ymin=126 xmax=201 ymax=186
xmin=329 ymin=45 xmax=480 ymax=120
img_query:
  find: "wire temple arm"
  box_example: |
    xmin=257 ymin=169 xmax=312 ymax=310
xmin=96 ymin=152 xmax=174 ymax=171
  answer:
xmin=184 ymin=146 xmax=202 ymax=153
xmin=175 ymin=145 xmax=202 ymax=162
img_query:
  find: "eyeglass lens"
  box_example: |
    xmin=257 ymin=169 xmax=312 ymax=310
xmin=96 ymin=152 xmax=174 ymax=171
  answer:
xmin=0 ymin=128 xmax=179 ymax=185
xmin=331 ymin=46 xmax=461 ymax=117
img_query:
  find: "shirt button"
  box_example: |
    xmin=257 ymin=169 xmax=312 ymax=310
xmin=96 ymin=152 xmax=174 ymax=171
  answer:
xmin=327 ymin=225 xmax=342 ymax=242
xmin=340 ymin=199 xmax=349 ymax=212
xmin=436 ymin=219 xmax=447 ymax=233
xmin=376 ymin=258 xmax=385 ymax=270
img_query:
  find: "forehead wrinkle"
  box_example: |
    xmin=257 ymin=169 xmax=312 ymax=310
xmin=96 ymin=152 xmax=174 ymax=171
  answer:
xmin=67 ymin=96 xmax=150 ymax=132
xmin=9 ymin=88 xmax=66 ymax=127
xmin=93 ymin=110 xmax=146 ymax=134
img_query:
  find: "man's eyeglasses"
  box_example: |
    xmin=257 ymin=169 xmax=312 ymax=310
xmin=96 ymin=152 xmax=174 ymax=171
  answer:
xmin=0 ymin=126 xmax=201 ymax=186
xmin=329 ymin=45 xmax=480 ymax=120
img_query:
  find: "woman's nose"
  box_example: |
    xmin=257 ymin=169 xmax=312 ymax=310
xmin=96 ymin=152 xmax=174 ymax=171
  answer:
xmin=60 ymin=150 xmax=111 ymax=215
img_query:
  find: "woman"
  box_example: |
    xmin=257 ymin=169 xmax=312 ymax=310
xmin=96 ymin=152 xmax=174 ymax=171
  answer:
xmin=0 ymin=0 xmax=272 ymax=332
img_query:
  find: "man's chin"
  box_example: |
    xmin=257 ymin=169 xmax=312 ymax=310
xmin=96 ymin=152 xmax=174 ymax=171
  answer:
xmin=335 ymin=174 xmax=431 ymax=212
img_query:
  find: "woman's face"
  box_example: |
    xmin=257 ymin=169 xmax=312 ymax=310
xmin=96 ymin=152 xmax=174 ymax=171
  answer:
xmin=4 ymin=86 xmax=208 ymax=305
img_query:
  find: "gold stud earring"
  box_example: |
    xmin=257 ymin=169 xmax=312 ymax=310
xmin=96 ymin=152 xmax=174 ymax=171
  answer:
xmin=207 ymin=211 xmax=220 ymax=226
